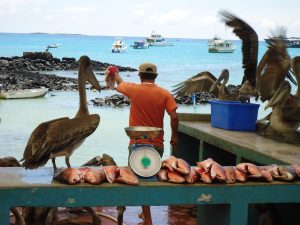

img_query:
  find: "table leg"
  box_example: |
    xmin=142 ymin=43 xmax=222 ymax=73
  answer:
xmin=230 ymin=203 xmax=248 ymax=225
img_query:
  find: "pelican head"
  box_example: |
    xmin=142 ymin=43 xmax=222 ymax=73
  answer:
xmin=79 ymin=55 xmax=101 ymax=91
xmin=265 ymin=81 xmax=291 ymax=110
xmin=209 ymin=69 xmax=229 ymax=92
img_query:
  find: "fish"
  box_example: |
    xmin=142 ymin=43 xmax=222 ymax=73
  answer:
xmin=55 ymin=168 xmax=82 ymax=185
xmin=104 ymin=66 xmax=118 ymax=90
xmin=195 ymin=167 xmax=212 ymax=184
xmin=184 ymin=168 xmax=199 ymax=184
xmin=104 ymin=165 xmax=118 ymax=183
xmin=224 ymin=167 xmax=236 ymax=184
xmin=167 ymin=171 xmax=186 ymax=183
xmin=84 ymin=168 xmax=106 ymax=185
xmin=276 ymin=166 xmax=297 ymax=181
xmin=260 ymin=164 xmax=280 ymax=178
xmin=234 ymin=168 xmax=247 ymax=182
xmin=78 ymin=167 xmax=90 ymax=182
xmin=162 ymin=156 xmax=177 ymax=171
xmin=116 ymin=167 xmax=139 ymax=185
xmin=236 ymin=163 xmax=262 ymax=178
xmin=175 ymin=158 xmax=191 ymax=175
xmin=196 ymin=158 xmax=214 ymax=172
xmin=260 ymin=169 xmax=273 ymax=182
xmin=210 ymin=162 xmax=226 ymax=181
xmin=157 ymin=169 xmax=169 ymax=181
xmin=291 ymin=164 xmax=300 ymax=177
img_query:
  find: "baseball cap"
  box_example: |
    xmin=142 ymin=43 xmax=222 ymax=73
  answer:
xmin=139 ymin=62 xmax=157 ymax=75
xmin=107 ymin=66 xmax=119 ymax=76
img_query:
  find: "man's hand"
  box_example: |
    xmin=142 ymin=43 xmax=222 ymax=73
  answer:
xmin=115 ymin=73 xmax=123 ymax=85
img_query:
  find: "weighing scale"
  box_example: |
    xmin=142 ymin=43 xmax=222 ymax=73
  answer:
xmin=125 ymin=126 xmax=162 ymax=179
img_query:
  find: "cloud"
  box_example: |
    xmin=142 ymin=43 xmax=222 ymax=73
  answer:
xmin=63 ymin=6 xmax=96 ymax=14
xmin=133 ymin=9 xmax=145 ymax=16
xmin=149 ymin=9 xmax=191 ymax=25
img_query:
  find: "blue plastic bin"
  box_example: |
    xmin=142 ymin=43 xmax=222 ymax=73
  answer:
xmin=209 ymin=100 xmax=260 ymax=131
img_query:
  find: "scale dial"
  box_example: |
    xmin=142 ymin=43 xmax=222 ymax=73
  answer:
xmin=129 ymin=146 xmax=162 ymax=177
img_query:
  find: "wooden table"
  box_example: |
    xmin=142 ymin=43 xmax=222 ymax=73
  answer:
xmin=1 ymin=167 xmax=300 ymax=225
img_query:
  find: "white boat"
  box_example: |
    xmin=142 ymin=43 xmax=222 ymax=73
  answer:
xmin=146 ymin=31 xmax=173 ymax=46
xmin=132 ymin=41 xmax=149 ymax=49
xmin=47 ymin=43 xmax=62 ymax=48
xmin=0 ymin=87 xmax=48 ymax=99
xmin=111 ymin=38 xmax=127 ymax=53
xmin=208 ymin=39 xmax=235 ymax=53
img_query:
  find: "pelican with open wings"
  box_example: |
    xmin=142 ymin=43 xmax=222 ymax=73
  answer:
xmin=21 ymin=56 xmax=101 ymax=170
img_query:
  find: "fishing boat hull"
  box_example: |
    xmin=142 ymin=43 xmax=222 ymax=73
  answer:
xmin=0 ymin=87 xmax=48 ymax=99
xmin=208 ymin=47 xmax=235 ymax=53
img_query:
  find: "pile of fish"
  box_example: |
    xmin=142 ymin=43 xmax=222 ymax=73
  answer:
xmin=54 ymin=166 xmax=139 ymax=185
xmin=91 ymin=94 xmax=130 ymax=107
xmin=157 ymin=157 xmax=300 ymax=184
xmin=174 ymin=92 xmax=217 ymax=104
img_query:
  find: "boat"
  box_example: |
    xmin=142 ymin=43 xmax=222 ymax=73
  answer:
xmin=208 ymin=35 xmax=221 ymax=46
xmin=208 ymin=39 xmax=235 ymax=53
xmin=47 ymin=43 xmax=62 ymax=48
xmin=146 ymin=31 xmax=173 ymax=46
xmin=0 ymin=87 xmax=48 ymax=99
xmin=111 ymin=38 xmax=127 ymax=53
xmin=132 ymin=41 xmax=149 ymax=49
xmin=264 ymin=37 xmax=300 ymax=48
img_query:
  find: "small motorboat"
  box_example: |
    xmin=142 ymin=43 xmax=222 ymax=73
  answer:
xmin=146 ymin=31 xmax=173 ymax=46
xmin=208 ymin=39 xmax=235 ymax=53
xmin=0 ymin=87 xmax=48 ymax=99
xmin=47 ymin=43 xmax=62 ymax=48
xmin=111 ymin=38 xmax=127 ymax=53
xmin=132 ymin=41 xmax=149 ymax=49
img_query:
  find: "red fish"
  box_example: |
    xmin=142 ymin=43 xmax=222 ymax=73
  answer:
xmin=162 ymin=156 xmax=177 ymax=171
xmin=84 ymin=168 xmax=106 ymax=185
xmin=234 ymin=168 xmax=247 ymax=182
xmin=175 ymin=158 xmax=191 ymax=175
xmin=167 ymin=171 xmax=185 ymax=183
xmin=260 ymin=169 xmax=273 ymax=182
xmin=259 ymin=164 xmax=280 ymax=178
xmin=78 ymin=167 xmax=90 ymax=182
xmin=104 ymin=165 xmax=118 ymax=183
xmin=224 ymin=167 xmax=236 ymax=184
xmin=196 ymin=158 xmax=214 ymax=172
xmin=276 ymin=166 xmax=297 ymax=181
xmin=291 ymin=164 xmax=300 ymax=177
xmin=195 ymin=167 xmax=212 ymax=184
xmin=157 ymin=169 xmax=169 ymax=181
xmin=210 ymin=162 xmax=226 ymax=181
xmin=236 ymin=163 xmax=262 ymax=178
xmin=116 ymin=167 xmax=139 ymax=185
xmin=185 ymin=168 xmax=199 ymax=184
xmin=104 ymin=66 xmax=118 ymax=90
xmin=56 ymin=168 xmax=82 ymax=185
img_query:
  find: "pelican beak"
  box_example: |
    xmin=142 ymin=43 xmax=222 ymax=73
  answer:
xmin=209 ymin=69 xmax=229 ymax=92
xmin=86 ymin=66 xmax=101 ymax=92
xmin=265 ymin=81 xmax=291 ymax=110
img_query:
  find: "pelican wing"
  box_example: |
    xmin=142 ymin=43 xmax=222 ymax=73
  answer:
xmin=22 ymin=117 xmax=69 ymax=161
xmin=22 ymin=114 xmax=100 ymax=169
xmin=220 ymin=11 xmax=258 ymax=86
xmin=172 ymin=71 xmax=220 ymax=97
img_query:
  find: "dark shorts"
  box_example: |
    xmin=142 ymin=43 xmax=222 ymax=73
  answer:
xmin=128 ymin=144 xmax=164 ymax=162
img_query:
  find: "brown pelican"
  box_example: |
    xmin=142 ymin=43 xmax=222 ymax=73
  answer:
xmin=256 ymin=28 xmax=296 ymax=102
xmin=264 ymin=81 xmax=298 ymax=136
xmin=45 ymin=207 xmax=101 ymax=225
xmin=0 ymin=157 xmax=21 ymax=167
xmin=172 ymin=71 xmax=221 ymax=97
xmin=21 ymin=56 xmax=101 ymax=170
xmin=10 ymin=207 xmax=25 ymax=225
xmin=219 ymin=11 xmax=259 ymax=97
xmin=209 ymin=69 xmax=250 ymax=102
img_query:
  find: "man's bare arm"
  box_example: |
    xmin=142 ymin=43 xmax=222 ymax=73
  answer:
xmin=170 ymin=110 xmax=179 ymax=146
xmin=115 ymin=73 xmax=124 ymax=85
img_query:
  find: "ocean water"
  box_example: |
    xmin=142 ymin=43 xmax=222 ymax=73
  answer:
xmin=0 ymin=33 xmax=299 ymax=166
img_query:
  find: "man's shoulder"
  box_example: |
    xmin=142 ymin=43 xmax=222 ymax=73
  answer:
xmin=155 ymin=85 xmax=172 ymax=96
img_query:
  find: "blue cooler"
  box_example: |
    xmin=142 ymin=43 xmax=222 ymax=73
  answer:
xmin=209 ymin=100 xmax=260 ymax=131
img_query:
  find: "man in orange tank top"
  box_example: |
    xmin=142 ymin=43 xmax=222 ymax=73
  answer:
xmin=114 ymin=62 xmax=179 ymax=225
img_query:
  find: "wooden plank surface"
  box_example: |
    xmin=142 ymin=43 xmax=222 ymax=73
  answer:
xmin=179 ymin=121 xmax=300 ymax=164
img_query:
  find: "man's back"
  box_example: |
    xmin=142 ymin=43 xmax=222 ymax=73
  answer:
xmin=117 ymin=82 xmax=177 ymax=146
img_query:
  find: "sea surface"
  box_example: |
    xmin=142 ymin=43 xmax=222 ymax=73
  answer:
xmin=0 ymin=33 xmax=299 ymax=166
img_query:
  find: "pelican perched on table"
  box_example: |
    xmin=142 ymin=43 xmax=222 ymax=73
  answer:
xmin=172 ymin=71 xmax=221 ymax=97
xmin=209 ymin=69 xmax=249 ymax=102
xmin=219 ymin=10 xmax=259 ymax=97
xmin=265 ymin=81 xmax=300 ymax=137
xmin=21 ymin=56 xmax=101 ymax=170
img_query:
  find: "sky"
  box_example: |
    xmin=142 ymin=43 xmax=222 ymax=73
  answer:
xmin=0 ymin=0 xmax=300 ymax=40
